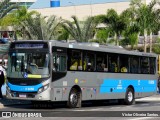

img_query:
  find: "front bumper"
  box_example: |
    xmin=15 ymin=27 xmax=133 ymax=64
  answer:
xmin=6 ymin=88 xmax=51 ymax=101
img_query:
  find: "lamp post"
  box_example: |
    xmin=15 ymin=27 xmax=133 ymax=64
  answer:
xmin=68 ymin=1 xmax=76 ymax=16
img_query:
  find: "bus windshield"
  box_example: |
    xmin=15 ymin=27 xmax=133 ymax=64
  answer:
xmin=7 ymin=52 xmax=50 ymax=79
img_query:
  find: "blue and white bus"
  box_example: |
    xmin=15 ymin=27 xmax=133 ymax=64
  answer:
xmin=5 ymin=40 xmax=158 ymax=108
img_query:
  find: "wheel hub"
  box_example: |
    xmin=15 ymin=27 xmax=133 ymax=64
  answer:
xmin=128 ymin=91 xmax=133 ymax=102
xmin=70 ymin=93 xmax=78 ymax=105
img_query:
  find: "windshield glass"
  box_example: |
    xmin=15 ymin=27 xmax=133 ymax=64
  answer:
xmin=7 ymin=52 xmax=50 ymax=78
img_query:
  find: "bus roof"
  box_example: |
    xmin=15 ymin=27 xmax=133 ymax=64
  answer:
xmin=11 ymin=40 xmax=157 ymax=57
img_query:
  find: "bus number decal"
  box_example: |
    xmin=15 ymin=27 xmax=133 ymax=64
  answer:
xmin=148 ymin=80 xmax=154 ymax=84
xmin=25 ymin=87 xmax=34 ymax=91
xmin=117 ymin=80 xmax=122 ymax=89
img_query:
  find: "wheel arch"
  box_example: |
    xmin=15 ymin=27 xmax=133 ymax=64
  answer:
xmin=70 ymin=85 xmax=82 ymax=94
xmin=127 ymin=85 xmax=135 ymax=94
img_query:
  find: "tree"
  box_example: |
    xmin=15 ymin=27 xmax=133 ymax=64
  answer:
xmin=130 ymin=0 xmax=160 ymax=52
xmin=96 ymin=28 xmax=110 ymax=44
xmin=95 ymin=9 xmax=126 ymax=46
xmin=13 ymin=7 xmax=38 ymax=39
xmin=120 ymin=8 xmax=140 ymax=49
xmin=0 ymin=0 xmax=19 ymax=19
xmin=12 ymin=6 xmax=38 ymax=25
xmin=61 ymin=15 xmax=97 ymax=42
xmin=153 ymin=38 xmax=160 ymax=54
xmin=57 ymin=27 xmax=70 ymax=41
xmin=147 ymin=0 xmax=160 ymax=52
xmin=122 ymin=31 xmax=139 ymax=50
xmin=19 ymin=14 xmax=62 ymax=40
xmin=1 ymin=6 xmax=39 ymax=39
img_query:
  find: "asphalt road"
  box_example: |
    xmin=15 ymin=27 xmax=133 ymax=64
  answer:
xmin=0 ymin=96 xmax=160 ymax=120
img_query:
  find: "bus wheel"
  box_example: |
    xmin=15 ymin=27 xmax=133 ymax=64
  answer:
xmin=67 ymin=88 xmax=81 ymax=108
xmin=124 ymin=87 xmax=135 ymax=105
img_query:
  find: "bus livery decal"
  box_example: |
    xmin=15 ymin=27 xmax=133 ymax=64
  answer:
xmin=8 ymin=82 xmax=43 ymax=92
xmin=100 ymin=79 xmax=157 ymax=93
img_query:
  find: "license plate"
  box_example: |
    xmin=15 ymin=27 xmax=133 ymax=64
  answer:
xmin=19 ymin=94 xmax=26 ymax=98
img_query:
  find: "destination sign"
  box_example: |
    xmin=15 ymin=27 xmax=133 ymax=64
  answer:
xmin=15 ymin=44 xmax=44 ymax=49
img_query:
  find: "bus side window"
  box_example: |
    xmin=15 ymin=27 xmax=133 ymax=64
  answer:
xmin=70 ymin=59 xmax=78 ymax=70
xmin=150 ymin=57 xmax=155 ymax=74
xmin=96 ymin=52 xmax=108 ymax=72
xmin=84 ymin=52 xmax=95 ymax=72
xmin=119 ymin=55 xmax=128 ymax=73
xmin=68 ymin=50 xmax=83 ymax=71
xmin=141 ymin=57 xmax=149 ymax=74
xmin=108 ymin=54 xmax=118 ymax=72
xmin=130 ymin=56 xmax=139 ymax=74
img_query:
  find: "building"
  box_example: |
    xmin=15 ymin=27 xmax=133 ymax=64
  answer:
xmin=31 ymin=1 xmax=130 ymax=20
xmin=30 ymin=0 xmax=154 ymax=20
xmin=10 ymin=0 xmax=36 ymax=8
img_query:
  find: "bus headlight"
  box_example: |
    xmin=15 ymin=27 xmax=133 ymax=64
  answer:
xmin=38 ymin=84 xmax=49 ymax=94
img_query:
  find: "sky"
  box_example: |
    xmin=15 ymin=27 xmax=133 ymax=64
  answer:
xmin=30 ymin=0 xmax=129 ymax=9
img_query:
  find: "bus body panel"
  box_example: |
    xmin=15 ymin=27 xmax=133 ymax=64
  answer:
xmin=5 ymin=40 xmax=158 ymax=105
xmin=51 ymin=72 xmax=157 ymax=101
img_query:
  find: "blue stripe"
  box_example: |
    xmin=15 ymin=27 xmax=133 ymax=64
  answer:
xmin=8 ymin=82 xmax=43 ymax=92
xmin=100 ymin=79 xmax=157 ymax=93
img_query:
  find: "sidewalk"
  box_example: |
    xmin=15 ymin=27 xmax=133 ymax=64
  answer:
xmin=136 ymin=94 xmax=160 ymax=101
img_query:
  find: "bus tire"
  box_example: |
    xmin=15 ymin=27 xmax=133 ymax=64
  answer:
xmin=67 ymin=88 xmax=81 ymax=108
xmin=124 ymin=87 xmax=134 ymax=105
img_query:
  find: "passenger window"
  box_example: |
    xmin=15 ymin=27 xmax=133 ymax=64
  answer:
xmin=130 ymin=56 xmax=139 ymax=74
xmin=141 ymin=57 xmax=149 ymax=74
xmin=84 ymin=52 xmax=95 ymax=71
xmin=68 ymin=50 xmax=83 ymax=71
xmin=96 ymin=52 xmax=108 ymax=72
xmin=108 ymin=54 xmax=118 ymax=72
xmin=119 ymin=55 xmax=129 ymax=73
xmin=150 ymin=57 xmax=155 ymax=74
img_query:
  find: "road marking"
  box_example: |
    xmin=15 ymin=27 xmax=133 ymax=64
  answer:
xmin=109 ymin=107 xmax=121 ymax=109
xmin=72 ymin=109 xmax=86 ymax=111
xmin=125 ymin=105 xmax=134 ymax=108
xmin=129 ymin=117 xmax=154 ymax=120
xmin=87 ymin=108 xmax=103 ymax=111
xmin=139 ymin=103 xmax=149 ymax=106
xmin=72 ymin=108 xmax=104 ymax=111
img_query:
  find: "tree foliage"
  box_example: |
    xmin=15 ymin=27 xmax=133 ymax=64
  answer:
xmin=96 ymin=28 xmax=109 ymax=44
xmin=61 ymin=15 xmax=97 ymax=42
xmin=20 ymin=14 xmax=62 ymax=40
xmin=130 ymin=0 xmax=160 ymax=52
xmin=95 ymin=9 xmax=127 ymax=46
xmin=0 ymin=0 xmax=19 ymax=19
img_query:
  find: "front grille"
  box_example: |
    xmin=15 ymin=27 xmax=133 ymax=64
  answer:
xmin=11 ymin=91 xmax=36 ymax=98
